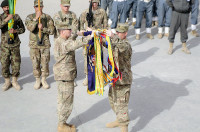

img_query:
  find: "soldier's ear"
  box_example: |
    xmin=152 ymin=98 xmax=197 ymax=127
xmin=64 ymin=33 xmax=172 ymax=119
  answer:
xmin=125 ymin=32 xmax=128 ymax=36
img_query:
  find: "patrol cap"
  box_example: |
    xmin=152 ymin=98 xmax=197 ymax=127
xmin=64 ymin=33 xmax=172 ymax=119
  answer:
xmin=61 ymin=0 xmax=71 ymax=6
xmin=116 ymin=23 xmax=129 ymax=33
xmin=92 ymin=0 xmax=100 ymax=3
xmin=34 ymin=0 xmax=44 ymax=7
xmin=57 ymin=24 xmax=72 ymax=30
xmin=1 ymin=0 xmax=8 ymax=7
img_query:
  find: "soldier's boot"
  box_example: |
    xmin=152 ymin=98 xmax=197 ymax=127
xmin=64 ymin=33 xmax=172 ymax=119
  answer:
xmin=132 ymin=21 xmax=136 ymax=26
xmin=83 ymin=75 xmax=88 ymax=86
xmin=182 ymin=43 xmax=191 ymax=54
xmin=168 ymin=43 xmax=173 ymax=55
xmin=191 ymin=30 xmax=199 ymax=37
xmin=2 ymin=78 xmax=12 ymax=91
xmin=34 ymin=78 xmax=41 ymax=90
xmin=41 ymin=77 xmax=50 ymax=89
xmin=155 ymin=21 xmax=158 ymax=26
xmin=120 ymin=125 xmax=128 ymax=132
xmin=158 ymin=33 xmax=163 ymax=39
xmin=12 ymin=77 xmax=21 ymax=91
xmin=58 ymin=123 xmax=76 ymax=132
xmin=164 ymin=33 xmax=169 ymax=37
xmin=146 ymin=33 xmax=154 ymax=39
xmin=106 ymin=120 xmax=119 ymax=128
xmin=135 ymin=34 xmax=140 ymax=40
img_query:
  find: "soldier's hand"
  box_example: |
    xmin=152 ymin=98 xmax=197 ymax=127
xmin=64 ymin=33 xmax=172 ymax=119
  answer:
xmin=38 ymin=23 xmax=43 ymax=30
xmin=106 ymin=30 xmax=114 ymax=37
xmin=5 ymin=14 xmax=13 ymax=22
xmin=36 ymin=11 xmax=42 ymax=19
xmin=87 ymin=27 xmax=93 ymax=31
xmin=77 ymin=31 xmax=84 ymax=36
xmin=9 ymin=28 xmax=17 ymax=34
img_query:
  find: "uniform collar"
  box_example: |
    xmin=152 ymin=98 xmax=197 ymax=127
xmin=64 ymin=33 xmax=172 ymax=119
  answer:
xmin=60 ymin=11 xmax=71 ymax=18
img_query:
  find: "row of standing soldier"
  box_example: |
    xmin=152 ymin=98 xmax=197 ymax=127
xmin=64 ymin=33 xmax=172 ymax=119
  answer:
xmin=0 ymin=0 xmax=198 ymax=132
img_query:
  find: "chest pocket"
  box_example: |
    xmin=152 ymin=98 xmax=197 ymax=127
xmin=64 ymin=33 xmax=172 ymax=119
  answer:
xmin=93 ymin=12 xmax=103 ymax=28
xmin=59 ymin=11 xmax=73 ymax=25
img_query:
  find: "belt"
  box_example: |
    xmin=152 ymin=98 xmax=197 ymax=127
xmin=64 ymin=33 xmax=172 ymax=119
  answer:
xmin=114 ymin=0 xmax=126 ymax=2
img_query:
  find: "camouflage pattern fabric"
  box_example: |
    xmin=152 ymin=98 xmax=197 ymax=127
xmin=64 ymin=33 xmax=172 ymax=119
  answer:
xmin=0 ymin=13 xmax=25 ymax=48
xmin=53 ymin=11 xmax=79 ymax=39
xmin=53 ymin=36 xmax=90 ymax=81
xmin=108 ymin=84 xmax=131 ymax=125
xmin=25 ymin=13 xmax=55 ymax=49
xmin=0 ymin=46 xmax=21 ymax=78
xmin=57 ymin=80 xmax=74 ymax=123
xmin=29 ymin=48 xmax=50 ymax=78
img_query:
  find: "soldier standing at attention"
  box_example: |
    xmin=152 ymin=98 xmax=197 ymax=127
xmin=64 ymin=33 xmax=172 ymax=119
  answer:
xmin=53 ymin=0 xmax=79 ymax=87
xmin=0 ymin=0 xmax=25 ymax=91
xmin=25 ymin=0 xmax=55 ymax=89
xmin=53 ymin=24 xmax=90 ymax=132
xmin=80 ymin=0 xmax=108 ymax=86
xmin=106 ymin=23 xmax=132 ymax=132
xmin=166 ymin=0 xmax=194 ymax=55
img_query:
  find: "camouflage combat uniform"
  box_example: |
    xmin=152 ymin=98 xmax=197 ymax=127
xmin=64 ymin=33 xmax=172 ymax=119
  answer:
xmin=25 ymin=13 xmax=55 ymax=78
xmin=0 ymin=13 xmax=25 ymax=78
xmin=54 ymin=35 xmax=90 ymax=123
xmin=79 ymin=4 xmax=108 ymax=74
xmin=53 ymin=10 xmax=79 ymax=39
xmin=108 ymin=24 xmax=132 ymax=126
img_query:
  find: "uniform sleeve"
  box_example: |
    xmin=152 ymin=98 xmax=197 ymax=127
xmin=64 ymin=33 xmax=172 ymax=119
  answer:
xmin=25 ymin=15 xmax=38 ymax=32
xmin=102 ymin=10 xmax=108 ymax=29
xmin=79 ymin=12 xmax=86 ymax=31
xmin=0 ymin=16 xmax=7 ymax=29
xmin=53 ymin=41 xmax=61 ymax=62
xmin=116 ymin=43 xmax=131 ymax=53
xmin=42 ymin=15 xmax=55 ymax=35
xmin=15 ymin=15 xmax=25 ymax=34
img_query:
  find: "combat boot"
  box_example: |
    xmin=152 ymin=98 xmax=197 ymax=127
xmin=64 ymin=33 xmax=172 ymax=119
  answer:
xmin=12 ymin=77 xmax=21 ymax=91
xmin=182 ymin=43 xmax=191 ymax=54
xmin=158 ymin=33 xmax=163 ymax=39
xmin=191 ymin=30 xmax=199 ymax=37
xmin=164 ymin=33 xmax=169 ymax=37
xmin=168 ymin=43 xmax=173 ymax=55
xmin=83 ymin=75 xmax=88 ymax=86
xmin=2 ymin=78 xmax=11 ymax=91
xmin=41 ymin=77 xmax=50 ymax=89
xmin=132 ymin=21 xmax=136 ymax=26
xmin=58 ymin=123 xmax=76 ymax=132
xmin=120 ymin=125 xmax=128 ymax=132
xmin=106 ymin=120 xmax=119 ymax=128
xmin=74 ymin=80 xmax=77 ymax=87
xmin=146 ymin=33 xmax=154 ymax=39
xmin=34 ymin=78 xmax=41 ymax=90
xmin=135 ymin=34 xmax=140 ymax=40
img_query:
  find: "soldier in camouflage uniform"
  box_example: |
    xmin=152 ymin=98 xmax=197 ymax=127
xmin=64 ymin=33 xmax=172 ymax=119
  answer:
xmin=0 ymin=0 xmax=25 ymax=91
xmin=53 ymin=0 xmax=79 ymax=87
xmin=106 ymin=23 xmax=132 ymax=132
xmin=25 ymin=0 xmax=55 ymax=90
xmin=80 ymin=0 xmax=108 ymax=86
xmin=53 ymin=24 xmax=90 ymax=132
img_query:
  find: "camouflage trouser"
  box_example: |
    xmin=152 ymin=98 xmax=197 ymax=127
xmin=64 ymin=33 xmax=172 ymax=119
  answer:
xmin=108 ymin=84 xmax=131 ymax=125
xmin=0 ymin=46 xmax=21 ymax=78
xmin=29 ymin=48 xmax=50 ymax=78
xmin=57 ymin=80 xmax=75 ymax=123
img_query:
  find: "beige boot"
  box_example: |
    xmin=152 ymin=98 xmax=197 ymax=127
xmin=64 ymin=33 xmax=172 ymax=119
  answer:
xmin=146 ymin=33 xmax=154 ymax=39
xmin=132 ymin=21 xmax=136 ymax=26
xmin=74 ymin=81 xmax=77 ymax=87
xmin=158 ymin=33 xmax=163 ymax=39
xmin=155 ymin=21 xmax=158 ymax=26
xmin=34 ymin=78 xmax=41 ymax=90
xmin=12 ymin=77 xmax=21 ymax=91
xmin=41 ymin=77 xmax=50 ymax=89
xmin=120 ymin=125 xmax=128 ymax=132
xmin=135 ymin=34 xmax=140 ymax=40
xmin=58 ymin=123 xmax=76 ymax=132
xmin=168 ymin=43 xmax=173 ymax=55
xmin=182 ymin=43 xmax=191 ymax=54
xmin=82 ymin=75 xmax=88 ymax=86
xmin=164 ymin=33 xmax=169 ymax=37
xmin=191 ymin=30 xmax=199 ymax=37
xmin=106 ymin=120 xmax=119 ymax=128
xmin=2 ymin=78 xmax=11 ymax=91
